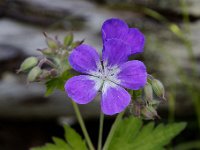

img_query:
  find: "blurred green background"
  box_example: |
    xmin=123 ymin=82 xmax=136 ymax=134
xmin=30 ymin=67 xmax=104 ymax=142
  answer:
xmin=0 ymin=0 xmax=199 ymax=150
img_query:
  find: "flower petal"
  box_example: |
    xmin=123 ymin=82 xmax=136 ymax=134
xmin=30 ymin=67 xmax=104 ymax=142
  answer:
xmin=101 ymin=81 xmax=131 ymax=115
xmin=65 ymin=75 xmax=103 ymax=104
xmin=101 ymin=18 xmax=128 ymax=43
xmin=102 ymin=39 xmax=131 ymax=67
xmin=117 ymin=60 xmax=147 ymax=90
xmin=102 ymin=18 xmax=145 ymax=54
xmin=69 ymin=44 xmax=101 ymax=74
xmin=123 ymin=28 xmax=145 ymax=54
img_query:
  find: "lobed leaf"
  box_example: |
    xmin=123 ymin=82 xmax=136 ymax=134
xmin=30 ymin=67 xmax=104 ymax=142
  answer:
xmin=64 ymin=125 xmax=88 ymax=150
xmin=31 ymin=125 xmax=88 ymax=150
xmin=108 ymin=117 xmax=186 ymax=150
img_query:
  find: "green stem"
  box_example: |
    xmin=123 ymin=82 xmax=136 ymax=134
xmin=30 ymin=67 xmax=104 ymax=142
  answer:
xmin=98 ymin=112 xmax=104 ymax=150
xmin=168 ymin=92 xmax=175 ymax=123
xmin=71 ymin=100 xmax=95 ymax=150
xmin=103 ymin=111 xmax=124 ymax=150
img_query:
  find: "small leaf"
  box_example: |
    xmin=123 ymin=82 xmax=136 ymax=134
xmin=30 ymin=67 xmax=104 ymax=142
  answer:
xmin=45 ymin=70 xmax=73 ymax=96
xmin=64 ymin=33 xmax=73 ymax=46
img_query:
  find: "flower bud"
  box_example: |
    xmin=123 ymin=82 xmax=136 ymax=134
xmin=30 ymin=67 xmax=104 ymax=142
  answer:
xmin=148 ymin=99 xmax=160 ymax=107
xmin=141 ymin=106 xmax=160 ymax=120
xmin=38 ymin=48 xmax=53 ymax=55
xmin=143 ymin=82 xmax=153 ymax=102
xmin=43 ymin=32 xmax=58 ymax=49
xmin=27 ymin=66 xmax=42 ymax=82
xmin=50 ymin=69 xmax=58 ymax=77
xmin=19 ymin=57 xmax=38 ymax=72
xmin=46 ymin=37 xmax=58 ymax=49
xmin=39 ymin=69 xmax=51 ymax=80
xmin=71 ymin=40 xmax=84 ymax=49
xmin=151 ymin=79 xmax=165 ymax=100
xmin=64 ymin=33 xmax=73 ymax=46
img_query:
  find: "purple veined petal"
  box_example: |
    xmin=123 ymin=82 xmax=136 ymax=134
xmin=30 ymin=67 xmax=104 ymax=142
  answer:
xmin=102 ymin=39 xmax=131 ymax=67
xmin=101 ymin=18 xmax=128 ymax=43
xmin=123 ymin=28 xmax=145 ymax=54
xmin=117 ymin=60 xmax=147 ymax=90
xmin=101 ymin=81 xmax=131 ymax=115
xmin=69 ymin=44 xmax=101 ymax=74
xmin=65 ymin=75 xmax=103 ymax=104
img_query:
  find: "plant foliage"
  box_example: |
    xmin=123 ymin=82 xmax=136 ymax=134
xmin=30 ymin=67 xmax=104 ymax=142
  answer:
xmin=108 ymin=117 xmax=186 ymax=150
xmin=31 ymin=125 xmax=88 ymax=150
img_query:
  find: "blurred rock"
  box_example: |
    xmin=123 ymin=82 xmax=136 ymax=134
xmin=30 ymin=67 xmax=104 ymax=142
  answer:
xmin=0 ymin=74 xmax=100 ymax=119
xmin=102 ymin=0 xmax=200 ymax=17
xmin=0 ymin=0 xmax=85 ymax=29
xmin=0 ymin=44 xmax=25 ymax=76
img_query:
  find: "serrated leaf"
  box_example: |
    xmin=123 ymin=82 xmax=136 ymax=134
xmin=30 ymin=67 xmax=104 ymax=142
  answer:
xmin=108 ymin=117 xmax=186 ymax=150
xmin=45 ymin=70 xmax=73 ymax=96
xmin=64 ymin=125 xmax=88 ymax=150
xmin=31 ymin=125 xmax=88 ymax=150
xmin=133 ymin=122 xmax=155 ymax=142
xmin=108 ymin=117 xmax=142 ymax=150
xmin=131 ymin=122 xmax=186 ymax=150
xmin=52 ymin=137 xmax=72 ymax=149
xmin=31 ymin=142 xmax=70 ymax=150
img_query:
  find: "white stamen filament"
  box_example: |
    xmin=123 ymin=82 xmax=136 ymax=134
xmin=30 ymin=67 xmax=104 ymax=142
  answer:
xmin=89 ymin=60 xmax=120 ymax=85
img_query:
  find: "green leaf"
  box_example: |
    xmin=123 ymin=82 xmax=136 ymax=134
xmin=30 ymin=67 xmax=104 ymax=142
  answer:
xmin=31 ymin=138 xmax=71 ymax=150
xmin=64 ymin=125 xmax=88 ymax=150
xmin=109 ymin=117 xmax=142 ymax=150
xmin=31 ymin=125 xmax=88 ymax=150
xmin=108 ymin=117 xmax=186 ymax=150
xmin=45 ymin=70 xmax=73 ymax=96
xmin=52 ymin=137 xmax=72 ymax=149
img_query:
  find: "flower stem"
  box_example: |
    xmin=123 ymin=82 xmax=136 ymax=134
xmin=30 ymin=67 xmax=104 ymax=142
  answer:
xmin=71 ymin=100 xmax=95 ymax=150
xmin=103 ymin=111 xmax=124 ymax=150
xmin=98 ymin=112 xmax=104 ymax=150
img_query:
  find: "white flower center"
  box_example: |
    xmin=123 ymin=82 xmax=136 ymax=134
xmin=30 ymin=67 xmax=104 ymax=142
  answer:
xmin=89 ymin=61 xmax=120 ymax=85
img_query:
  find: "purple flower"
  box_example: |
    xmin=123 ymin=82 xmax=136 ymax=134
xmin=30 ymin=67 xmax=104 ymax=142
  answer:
xmin=65 ymin=18 xmax=147 ymax=115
